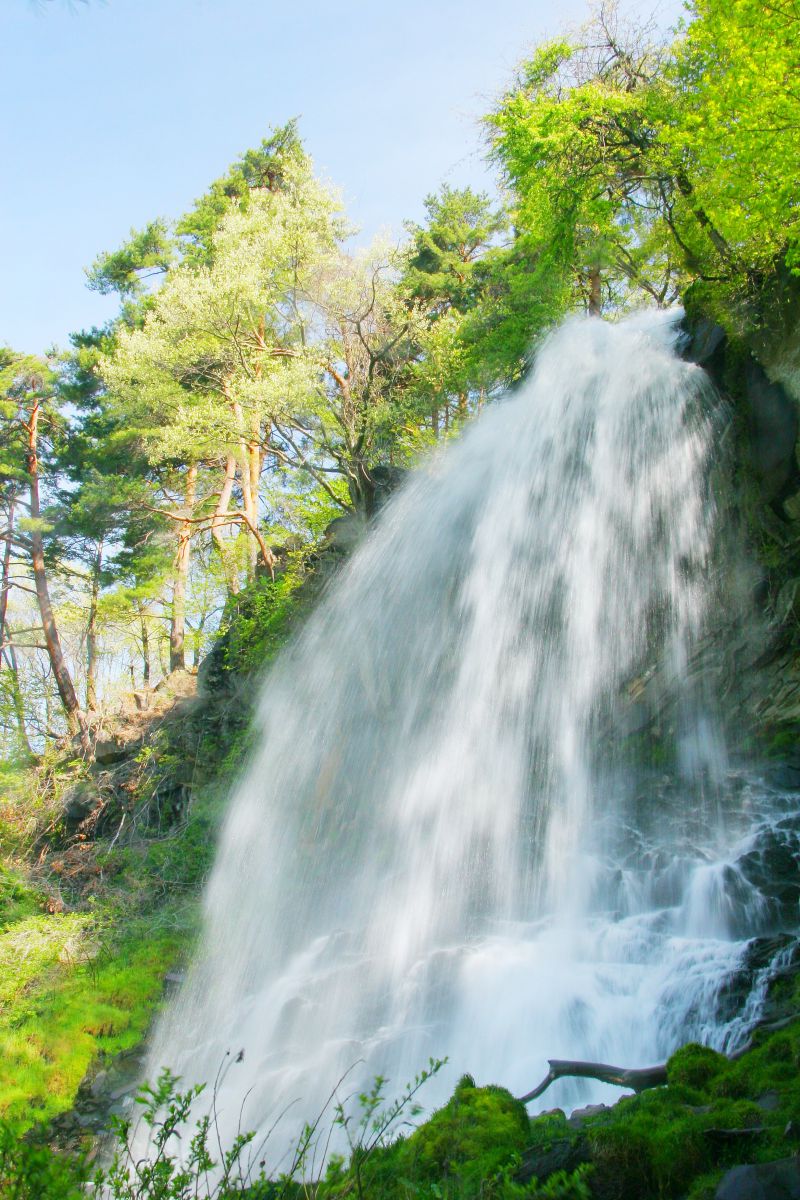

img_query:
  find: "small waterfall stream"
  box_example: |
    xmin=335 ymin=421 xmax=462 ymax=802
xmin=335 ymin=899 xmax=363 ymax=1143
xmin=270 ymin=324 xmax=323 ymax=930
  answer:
xmin=147 ymin=312 xmax=799 ymax=1157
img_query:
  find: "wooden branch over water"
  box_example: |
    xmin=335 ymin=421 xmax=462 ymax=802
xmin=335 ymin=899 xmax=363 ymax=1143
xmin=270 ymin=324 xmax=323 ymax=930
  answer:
xmin=518 ymin=1011 xmax=800 ymax=1105
xmin=518 ymin=1059 xmax=668 ymax=1104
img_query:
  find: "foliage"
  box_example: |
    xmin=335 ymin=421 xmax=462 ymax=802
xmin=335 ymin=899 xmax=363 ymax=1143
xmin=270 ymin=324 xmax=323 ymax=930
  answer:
xmin=99 ymin=1070 xmax=266 ymax=1200
xmin=0 ymin=913 xmax=180 ymax=1126
xmin=0 ymin=863 xmax=41 ymax=929
xmin=2 ymin=1015 xmax=800 ymax=1200
xmin=486 ymin=0 xmax=800 ymax=326
xmin=0 ymin=1120 xmax=85 ymax=1200
xmin=674 ymin=0 xmax=800 ymax=281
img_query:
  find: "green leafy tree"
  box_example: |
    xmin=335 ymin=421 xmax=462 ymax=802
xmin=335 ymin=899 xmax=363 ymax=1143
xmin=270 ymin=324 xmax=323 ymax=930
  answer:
xmin=487 ymin=5 xmax=683 ymax=318
xmin=486 ymin=0 xmax=800 ymax=327
xmin=0 ymin=352 xmax=88 ymax=745
xmin=401 ymin=186 xmax=509 ymax=429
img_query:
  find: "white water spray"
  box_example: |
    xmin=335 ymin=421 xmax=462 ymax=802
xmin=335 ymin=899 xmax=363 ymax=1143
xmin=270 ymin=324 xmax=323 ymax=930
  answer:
xmin=148 ymin=312 xmax=797 ymax=1155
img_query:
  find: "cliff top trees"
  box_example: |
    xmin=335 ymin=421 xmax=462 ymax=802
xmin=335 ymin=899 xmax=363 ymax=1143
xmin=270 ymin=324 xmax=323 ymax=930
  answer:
xmin=487 ymin=4 xmax=681 ymax=317
xmin=486 ymin=0 xmax=800 ymax=322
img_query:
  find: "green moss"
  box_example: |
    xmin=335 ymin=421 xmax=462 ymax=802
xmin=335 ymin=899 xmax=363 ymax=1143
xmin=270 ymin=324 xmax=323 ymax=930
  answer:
xmin=666 ymin=1043 xmax=727 ymax=1090
xmin=322 ymin=1076 xmax=535 ymax=1200
xmin=219 ymin=561 xmax=311 ymax=679
xmin=0 ymin=864 xmax=42 ymax=929
xmin=396 ymin=1076 xmax=531 ymax=1191
xmin=0 ymin=918 xmax=180 ymax=1127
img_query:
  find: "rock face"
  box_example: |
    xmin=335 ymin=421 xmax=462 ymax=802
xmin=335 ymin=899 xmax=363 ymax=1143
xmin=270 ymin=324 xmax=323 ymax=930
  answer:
xmin=743 ymin=361 xmax=800 ymax=505
xmin=94 ymin=738 xmax=135 ymax=765
xmin=676 ymin=310 xmax=800 ymax=736
xmin=715 ymin=1156 xmax=800 ymax=1199
xmin=683 ymin=313 xmax=800 ymax=515
xmin=46 ymin=1046 xmax=148 ymax=1151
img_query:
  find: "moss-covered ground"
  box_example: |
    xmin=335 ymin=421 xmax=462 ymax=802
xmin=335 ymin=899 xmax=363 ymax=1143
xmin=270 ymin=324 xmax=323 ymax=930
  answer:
xmin=307 ymin=1011 xmax=800 ymax=1200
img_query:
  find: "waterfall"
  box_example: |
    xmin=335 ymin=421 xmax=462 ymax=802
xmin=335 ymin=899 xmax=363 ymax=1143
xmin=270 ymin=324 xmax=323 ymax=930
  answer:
xmin=146 ymin=311 xmax=795 ymax=1159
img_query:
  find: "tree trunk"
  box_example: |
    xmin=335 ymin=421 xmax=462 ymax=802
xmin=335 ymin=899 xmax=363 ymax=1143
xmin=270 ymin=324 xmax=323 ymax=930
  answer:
xmin=169 ymin=463 xmax=197 ymax=673
xmin=0 ymin=496 xmax=16 ymax=660
xmin=588 ymin=267 xmax=602 ymax=315
xmin=192 ymin=616 xmax=205 ymax=669
xmin=519 ymin=1059 xmax=668 ymax=1105
xmin=7 ymin=641 xmax=33 ymax=758
xmin=137 ymin=599 xmax=151 ymax=685
xmin=26 ymin=400 xmax=89 ymax=748
xmin=248 ymin=322 xmax=268 ymax=571
xmin=229 ymin=389 xmax=259 ymax=580
xmin=211 ymin=455 xmax=239 ymax=594
xmin=85 ymin=539 xmax=103 ymax=712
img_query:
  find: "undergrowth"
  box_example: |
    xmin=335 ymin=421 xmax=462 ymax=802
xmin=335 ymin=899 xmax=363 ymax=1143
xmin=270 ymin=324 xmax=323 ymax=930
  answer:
xmin=0 ymin=561 xmax=315 ymax=1136
xmin=2 ymin=1009 xmax=800 ymax=1198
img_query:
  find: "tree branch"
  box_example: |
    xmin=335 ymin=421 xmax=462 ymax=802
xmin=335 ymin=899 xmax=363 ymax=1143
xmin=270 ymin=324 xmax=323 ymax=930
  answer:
xmin=518 ymin=1059 xmax=668 ymax=1104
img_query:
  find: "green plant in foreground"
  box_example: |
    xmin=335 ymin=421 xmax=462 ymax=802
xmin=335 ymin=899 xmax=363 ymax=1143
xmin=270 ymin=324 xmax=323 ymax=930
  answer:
xmin=0 ymin=1120 xmax=86 ymax=1200
xmin=100 ymin=1070 xmax=271 ymax=1200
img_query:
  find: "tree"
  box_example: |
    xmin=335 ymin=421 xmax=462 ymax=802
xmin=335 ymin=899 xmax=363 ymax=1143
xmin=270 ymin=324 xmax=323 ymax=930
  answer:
xmin=0 ymin=353 xmax=88 ymax=746
xmin=669 ymin=0 xmax=800 ymax=291
xmin=486 ymin=0 xmax=800 ymax=326
xmin=99 ymin=157 xmax=343 ymax=582
xmin=401 ymin=187 xmax=509 ymax=429
xmin=487 ymin=4 xmax=683 ymax=318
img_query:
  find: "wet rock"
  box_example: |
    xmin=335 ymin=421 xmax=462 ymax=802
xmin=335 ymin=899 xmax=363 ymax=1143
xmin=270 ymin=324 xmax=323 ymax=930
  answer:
xmin=744 ymin=361 xmax=800 ymax=505
xmin=516 ymin=1136 xmax=590 ymax=1184
xmin=324 ymin=513 xmax=366 ymax=554
xmin=715 ymin=1156 xmax=800 ymax=1199
xmin=708 ymin=935 xmax=800 ymax=1028
xmin=684 ymin=317 xmax=727 ymax=369
xmin=370 ymin=464 xmax=407 ymax=509
xmin=736 ymin=820 xmax=800 ymax=926
xmin=568 ymin=1103 xmax=613 ymax=1129
xmin=764 ymin=759 xmax=800 ymax=791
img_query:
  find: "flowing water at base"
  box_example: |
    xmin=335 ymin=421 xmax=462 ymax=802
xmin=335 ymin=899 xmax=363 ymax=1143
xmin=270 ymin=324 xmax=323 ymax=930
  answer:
xmin=146 ymin=312 xmax=800 ymax=1161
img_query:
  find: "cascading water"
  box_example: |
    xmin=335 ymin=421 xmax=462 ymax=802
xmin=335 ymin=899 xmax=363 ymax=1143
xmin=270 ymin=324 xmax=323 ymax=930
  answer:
xmin=146 ymin=311 xmax=800 ymax=1159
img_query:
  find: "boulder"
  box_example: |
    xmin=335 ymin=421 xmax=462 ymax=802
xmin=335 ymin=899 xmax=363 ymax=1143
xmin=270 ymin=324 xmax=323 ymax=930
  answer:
xmin=568 ymin=1102 xmax=613 ymax=1128
xmin=93 ymin=738 xmax=128 ymax=765
xmin=516 ymin=1135 xmax=589 ymax=1184
xmin=685 ymin=317 xmax=727 ymax=368
xmin=324 ymin=513 xmax=366 ymax=553
xmin=62 ymin=781 xmax=101 ymax=830
xmin=715 ymin=1156 xmax=800 ymax=1199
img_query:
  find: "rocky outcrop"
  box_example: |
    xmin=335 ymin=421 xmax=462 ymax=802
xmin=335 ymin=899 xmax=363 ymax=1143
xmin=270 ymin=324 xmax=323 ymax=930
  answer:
xmin=715 ymin=1156 xmax=800 ymax=1199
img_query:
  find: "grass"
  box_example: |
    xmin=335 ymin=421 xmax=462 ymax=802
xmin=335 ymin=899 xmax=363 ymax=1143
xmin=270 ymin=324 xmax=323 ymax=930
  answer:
xmin=0 ymin=906 xmax=180 ymax=1126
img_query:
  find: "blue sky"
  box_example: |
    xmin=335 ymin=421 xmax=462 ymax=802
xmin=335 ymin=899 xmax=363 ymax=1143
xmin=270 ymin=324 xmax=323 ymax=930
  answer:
xmin=2 ymin=0 xmax=682 ymax=354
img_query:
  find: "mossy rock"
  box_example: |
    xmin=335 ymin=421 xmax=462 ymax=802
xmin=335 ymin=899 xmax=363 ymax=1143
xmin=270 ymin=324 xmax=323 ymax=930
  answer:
xmin=376 ymin=1075 xmax=532 ymax=1198
xmin=666 ymin=1043 xmax=727 ymax=1090
xmin=586 ymin=1125 xmax=656 ymax=1200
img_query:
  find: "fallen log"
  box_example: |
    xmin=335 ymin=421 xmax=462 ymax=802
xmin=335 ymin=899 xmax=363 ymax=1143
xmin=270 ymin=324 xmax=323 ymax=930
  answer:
xmin=518 ymin=1010 xmax=800 ymax=1106
xmin=518 ymin=1060 xmax=668 ymax=1104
